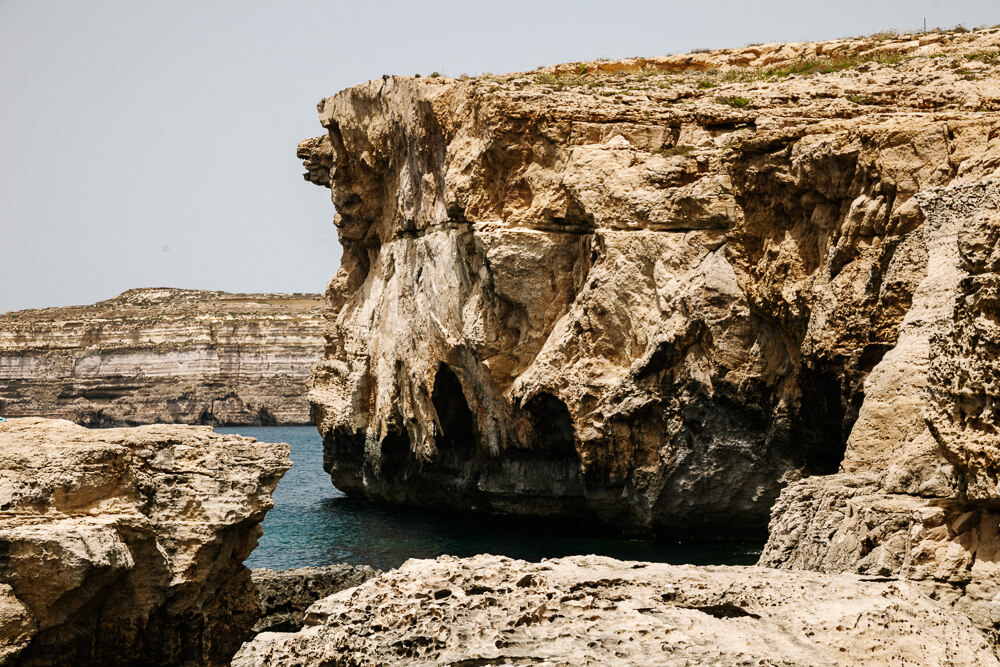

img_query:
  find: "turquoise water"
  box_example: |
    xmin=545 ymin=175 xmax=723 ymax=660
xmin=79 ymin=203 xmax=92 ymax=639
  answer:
xmin=218 ymin=426 xmax=763 ymax=571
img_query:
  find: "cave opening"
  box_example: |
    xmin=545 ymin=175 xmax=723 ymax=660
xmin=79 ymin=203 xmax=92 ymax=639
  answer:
xmin=379 ymin=430 xmax=412 ymax=481
xmin=523 ymin=392 xmax=578 ymax=459
xmin=793 ymin=362 xmax=860 ymax=475
xmin=430 ymin=364 xmax=478 ymax=470
xmin=483 ymin=390 xmax=584 ymax=507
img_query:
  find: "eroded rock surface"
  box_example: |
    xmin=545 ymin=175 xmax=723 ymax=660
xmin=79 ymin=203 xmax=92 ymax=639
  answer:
xmin=760 ymin=180 xmax=1000 ymax=637
xmin=302 ymin=28 xmax=1000 ymax=535
xmin=0 ymin=417 xmax=290 ymax=666
xmin=233 ymin=554 xmax=998 ymax=666
xmin=251 ymin=565 xmax=379 ymax=635
xmin=0 ymin=288 xmax=325 ymax=426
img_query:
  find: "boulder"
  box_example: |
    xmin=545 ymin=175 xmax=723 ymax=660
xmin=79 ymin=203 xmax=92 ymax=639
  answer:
xmin=250 ymin=564 xmax=379 ymax=634
xmin=0 ymin=418 xmax=290 ymax=666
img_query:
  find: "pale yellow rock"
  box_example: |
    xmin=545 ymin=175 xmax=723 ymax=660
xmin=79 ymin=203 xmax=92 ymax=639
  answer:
xmin=0 ymin=417 xmax=290 ymax=666
xmin=233 ymin=554 xmax=1000 ymax=666
xmin=301 ymin=26 xmax=1000 ymax=537
xmin=0 ymin=585 xmax=35 ymax=665
xmin=761 ymin=181 xmax=1000 ymax=639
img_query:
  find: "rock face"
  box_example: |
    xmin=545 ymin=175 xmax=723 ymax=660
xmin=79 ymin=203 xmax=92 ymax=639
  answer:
xmin=250 ymin=565 xmax=379 ymax=635
xmin=0 ymin=288 xmax=325 ymax=426
xmin=233 ymin=553 xmax=999 ymax=666
xmin=0 ymin=417 xmax=290 ymax=666
xmin=302 ymin=27 xmax=1000 ymax=536
xmin=759 ymin=180 xmax=1000 ymax=638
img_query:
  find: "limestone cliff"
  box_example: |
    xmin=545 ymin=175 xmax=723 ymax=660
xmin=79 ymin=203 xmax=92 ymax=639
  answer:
xmin=301 ymin=27 xmax=1000 ymax=536
xmin=0 ymin=417 xmax=290 ymax=666
xmin=758 ymin=180 xmax=1000 ymax=638
xmin=0 ymin=288 xmax=325 ymax=426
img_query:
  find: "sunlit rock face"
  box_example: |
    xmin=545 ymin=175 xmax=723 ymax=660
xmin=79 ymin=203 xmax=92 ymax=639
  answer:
xmin=0 ymin=417 xmax=290 ymax=666
xmin=0 ymin=288 xmax=326 ymax=426
xmin=760 ymin=180 xmax=1000 ymax=638
xmin=302 ymin=27 xmax=1000 ymax=537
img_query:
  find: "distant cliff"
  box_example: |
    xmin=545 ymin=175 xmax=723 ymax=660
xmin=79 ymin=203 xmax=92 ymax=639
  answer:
xmin=0 ymin=288 xmax=325 ymax=425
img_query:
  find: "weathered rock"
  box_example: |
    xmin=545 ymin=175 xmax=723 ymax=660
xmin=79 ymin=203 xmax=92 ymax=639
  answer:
xmin=760 ymin=180 xmax=1000 ymax=637
xmin=0 ymin=288 xmax=325 ymax=426
xmin=302 ymin=27 xmax=1000 ymax=535
xmin=759 ymin=474 xmax=1000 ymax=638
xmin=250 ymin=565 xmax=379 ymax=634
xmin=0 ymin=417 xmax=290 ymax=666
xmin=233 ymin=554 xmax=998 ymax=666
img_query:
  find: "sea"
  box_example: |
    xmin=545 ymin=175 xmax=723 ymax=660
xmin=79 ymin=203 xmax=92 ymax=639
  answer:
xmin=216 ymin=426 xmax=763 ymax=571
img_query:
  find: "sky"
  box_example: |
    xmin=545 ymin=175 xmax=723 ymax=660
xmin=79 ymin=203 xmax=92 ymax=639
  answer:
xmin=1 ymin=0 xmax=997 ymax=312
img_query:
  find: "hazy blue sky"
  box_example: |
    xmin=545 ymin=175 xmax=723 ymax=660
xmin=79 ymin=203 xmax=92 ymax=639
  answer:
xmin=2 ymin=1 xmax=997 ymax=312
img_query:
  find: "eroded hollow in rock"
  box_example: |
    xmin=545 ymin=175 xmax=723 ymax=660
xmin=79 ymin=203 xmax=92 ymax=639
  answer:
xmin=379 ymin=431 xmax=412 ymax=482
xmin=478 ymin=392 xmax=585 ymax=517
xmin=793 ymin=361 xmax=857 ymax=476
xmin=431 ymin=364 xmax=478 ymax=472
xmin=523 ymin=392 xmax=577 ymax=460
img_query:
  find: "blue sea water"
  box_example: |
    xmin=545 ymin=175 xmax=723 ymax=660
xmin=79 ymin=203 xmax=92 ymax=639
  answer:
xmin=217 ymin=426 xmax=763 ymax=571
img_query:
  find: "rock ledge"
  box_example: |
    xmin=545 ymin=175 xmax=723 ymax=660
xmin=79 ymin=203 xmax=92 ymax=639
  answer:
xmin=234 ymin=554 xmax=998 ymax=666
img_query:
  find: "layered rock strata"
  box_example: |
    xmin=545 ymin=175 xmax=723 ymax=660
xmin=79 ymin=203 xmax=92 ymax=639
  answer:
xmin=250 ymin=565 xmax=379 ymax=634
xmin=233 ymin=553 xmax=999 ymax=665
xmin=0 ymin=417 xmax=290 ymax=666
xmin=301 ymin=27 xmax=1000 ymax=536
xmin=759 ymin=180 xmax=1000 ymax=637
xmin=0 ymin=288 xmax=325 ymax=426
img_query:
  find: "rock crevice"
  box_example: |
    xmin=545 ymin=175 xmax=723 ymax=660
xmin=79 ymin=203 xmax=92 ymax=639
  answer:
xmin=759 ymin=180 xmax=1000 ymax=639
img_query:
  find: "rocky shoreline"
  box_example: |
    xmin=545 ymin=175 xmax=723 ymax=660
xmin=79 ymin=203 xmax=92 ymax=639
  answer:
xmin=0 ymin=417 xmax=290 ymax=666
xmin=235 ymin=554 xmax=999 ymax=665
xmin=2 ymin=24 xmax=1000 ymax=667
xmin=250 ymin=565 xmax=380 ymax=635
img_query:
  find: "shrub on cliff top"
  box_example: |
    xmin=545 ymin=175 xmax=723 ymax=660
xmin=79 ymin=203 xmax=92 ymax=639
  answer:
xmin=720 ymin=49 xmax=909 ymax=84
xmin=717 ymin=96 xmax=750 ymax=108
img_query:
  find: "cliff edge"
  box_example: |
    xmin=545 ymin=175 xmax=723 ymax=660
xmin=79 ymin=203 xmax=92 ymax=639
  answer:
xmin=0 ymin=418 xmax=290 ymax=666
xmin=300 ymin=27 xmax=1000 ymax=537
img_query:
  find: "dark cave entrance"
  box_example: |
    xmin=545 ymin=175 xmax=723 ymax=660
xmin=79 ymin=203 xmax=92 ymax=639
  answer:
xmin=508 ymin=391 xmax=584 ymax=500
xmin=430 ymin=364 xmax=478 ymax=471
xmin=379 ymin=430 xmax=412 ymax=481
xmin=793 ymin=360 xmax=870 ymax=475
xmin=523 ymin=392 xmax=578 ymax=460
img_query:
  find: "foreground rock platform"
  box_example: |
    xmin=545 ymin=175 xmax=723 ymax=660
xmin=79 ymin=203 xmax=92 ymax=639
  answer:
xmin=301 ymin=26 xmax=1000 ymax=536
xmin=0 ymin=288 xmax=325 ymax=426
xmin=234 ymin=553 xmax=998 ymax=666
xmin=0 ymin=418 xmax=290 ymax=666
